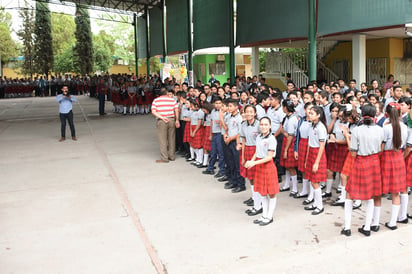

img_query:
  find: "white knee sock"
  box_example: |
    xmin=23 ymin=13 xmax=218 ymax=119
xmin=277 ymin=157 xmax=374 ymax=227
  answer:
xmin=190 ymin=147 xmax=195 ymax=159
xmin=364 ymin=199 xmax=374 ymax=230
xmin=254 ymin=189 xmax=262 ymax=210
xmin=291 ymin=175 xmax=298 ymax=193
xmin=261 ymin=196 xmax=269 ymax=219
xmin=308 ymin=183 xmax=314 ymax=201
xmin=129 ymin=107 xmax=133 ymax=114
xmin=398 ymin=193 xmax=409 ymax=221
xmin=203 ymin=153 xmax=209 ymax=166
xmin=335 ymin=172 xmax=341 ymax=188
xmin=313 ymin=188 xmax=323 ymax=209
xmin=123 ymin=106 xmax=127 ymax=114
xmin=326 ymin=178 xmax=333 ymax=193
xmin=134 ymin=105 xmax=137 ymax=114
xmin=338 ymin=185 xmax=346 ymax=201
xmin=249 ymin=180 xmax=253 ymax=196
xmin=284 ymin=170 xmax=290 ymax=189
xmin=371 ymin=206 xmax=381 ymax=226
xmin=389 ymin=204 xmax=400 ymax=226
xmin=344 ymin=200 xmax=353 ymax=230
xmin=145 ymin=106 xmax=149 ymax=113
xmin=300 ymin=178 xmax=309 ymax=195
xmin=267 ymin=197 xmax=277 ymax=219
xmin=197 ymin=149 xmax=204 ymax=164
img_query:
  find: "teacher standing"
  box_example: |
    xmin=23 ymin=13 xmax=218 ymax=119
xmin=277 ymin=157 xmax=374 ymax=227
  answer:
xmin=151 ymin=87 xmax=180 ymax=163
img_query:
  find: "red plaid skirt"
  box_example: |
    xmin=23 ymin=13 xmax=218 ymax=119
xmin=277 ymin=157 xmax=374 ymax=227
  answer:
xmin=183 ymin=122 xmax=191 ymax=143
xmin=128 ymin=96 xmax=137 ymax=106
xmin=406 ymin=153 xmax=412 ymax=187
xmin=381 ymin=150 xmax=407 ymax=194
xmin=190 ymin=125 xmax=204 ymax=149
xmin=341 ymin=152 xmax=355 ymax=176
xmin=254 ymin=158 xmax=279 ymax=196
xmin=240 ymin=145 xmax=257 ymax=179
xmin=305 ymin=146 xmax=327 ymax=183
xmin=111 ymin=93 xmax=119 ymax=104
xmin=280 ymin=137 xmax=298 ymax=168
xmin=202 ymin=126 xmax=212 ymax=151
xmin=327 ymin=143 xmax=349 ymax=172
xmin=325 ymin=142 xmax=334 ymax=161
xmin=347 ymin=154 xmax=382 ymax=200
xmin=297 ymin=138 xmax=308 ymax=172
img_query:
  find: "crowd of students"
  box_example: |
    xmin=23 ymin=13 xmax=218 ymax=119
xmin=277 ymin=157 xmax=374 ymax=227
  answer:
xmin=170 ymin=78 xmax=412 ymax=233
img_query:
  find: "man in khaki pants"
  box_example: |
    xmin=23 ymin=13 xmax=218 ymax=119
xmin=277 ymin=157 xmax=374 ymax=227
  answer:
xmin=151 ymin=87 xmax=180 ymax=163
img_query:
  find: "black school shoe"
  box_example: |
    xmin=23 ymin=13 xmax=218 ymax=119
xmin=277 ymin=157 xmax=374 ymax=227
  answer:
xmin=202 ymin=170 xmax=214 ymax=175
xmin=385 ymin=222 xmax=398 ymax=230
xmin=243 ymin=197 xmax=253 ymax=204
xmin=371 ymin=225 xmax=380 ymax=232
xmin=214 ymin=173 xmax=225 ymax=178
xmin=358 ymin=226 xmax=371 ymax=236
xmin=341 ymin=229 xmax=351 ymax=237
xmin=218 ymin=176 xmax=229 ymax=182
xmin=232 ymin=186 xmax=246 ymax=193
xmin=224 ymin=183 xmax=236 ymax=189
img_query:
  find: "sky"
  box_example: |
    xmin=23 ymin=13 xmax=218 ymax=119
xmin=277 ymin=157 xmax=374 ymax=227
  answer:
xmin=2 ymin=0 xmax=133 ymax=40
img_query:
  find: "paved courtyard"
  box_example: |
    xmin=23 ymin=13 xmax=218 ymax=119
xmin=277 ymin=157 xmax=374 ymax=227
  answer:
xmin=0 ymin=96 xmax=411 ymax=273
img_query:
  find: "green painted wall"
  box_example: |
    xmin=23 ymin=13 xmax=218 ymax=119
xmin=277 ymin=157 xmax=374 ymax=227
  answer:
xmin=194 ymin=54 xmax=231 ymax=84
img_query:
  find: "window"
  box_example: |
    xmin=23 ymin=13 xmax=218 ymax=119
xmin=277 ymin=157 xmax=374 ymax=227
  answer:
xmin=209 ymin=62 xmax=226 ymax=75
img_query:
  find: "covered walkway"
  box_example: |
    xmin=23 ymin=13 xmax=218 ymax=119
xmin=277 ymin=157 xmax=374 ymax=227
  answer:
xmin=0 ymin=97 xmax=412 ymax=273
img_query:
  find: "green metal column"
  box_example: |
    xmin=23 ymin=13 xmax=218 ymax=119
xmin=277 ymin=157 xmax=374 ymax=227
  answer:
xmin=133 ymin=13 xmax=138 ymax=76
xmin=187 ymin=0 xmax=193 ymax=85
xmin=145 ymin=5 xmax=150 ymax=77
xmin=162 ymin=0 xmax=167 ymax=59
xmin=229 ymin=0 xmax=235 ymax=84
xmin=308 ymin=0 xmax=317 ymax=82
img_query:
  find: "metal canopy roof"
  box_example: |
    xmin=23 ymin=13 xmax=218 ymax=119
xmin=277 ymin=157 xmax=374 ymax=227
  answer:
xmin=39 ymin=0 xmax=162 ymax=14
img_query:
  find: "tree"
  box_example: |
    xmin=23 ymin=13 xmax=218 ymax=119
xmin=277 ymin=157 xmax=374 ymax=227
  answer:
xmin=93 ymin=30 xmax=115 ymax=72
xmin=17 ymin=1 xmax=35 ymax=78
xmin=54 ymin=46 xmax=75 ymax=74
xmin=0 ymin=8 xmax=18 ymax=75
xmin=34 ymin=1 xmax=54 ymax=76
xmin=51 ymin=12 xmax=75 ymax=57
xmin=74 ymin=5 xmax=93 ymax=75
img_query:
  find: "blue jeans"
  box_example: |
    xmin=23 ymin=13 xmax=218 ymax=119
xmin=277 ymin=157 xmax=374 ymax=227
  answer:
xmin=98 ymin=93 xmax=105 ymax=115
xmin=60 ymin=110 xmax=75 ymax=138
xmin=226 ymin=141 xmax=245 ymax=188
xmin=207 ymin=133 xmax=225 ymax=174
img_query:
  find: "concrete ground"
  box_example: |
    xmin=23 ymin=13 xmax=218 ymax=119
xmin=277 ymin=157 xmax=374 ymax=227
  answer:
xmin=0 ymin=96 xmax=411 ymax=274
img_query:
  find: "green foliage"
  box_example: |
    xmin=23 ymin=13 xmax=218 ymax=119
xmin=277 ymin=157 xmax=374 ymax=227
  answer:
xmin=74 ymin=5 xmax=93 ymax=75
xmin=54 ymin=46 xmax=75 ymax=74
xmin=93 ymin=31 xmax=114 ymax=72
xmin=0 ymin=8 xmax=18 ymax=67
xmin=95 ymin=15 xmax=135 ymax=65
xmin=34 ymin=1 xmax=54 ymax=76
xmin=17 ymin=1 xmax=35 ymax=77
xmin=51 ymin=13 xmax=75 ymax=56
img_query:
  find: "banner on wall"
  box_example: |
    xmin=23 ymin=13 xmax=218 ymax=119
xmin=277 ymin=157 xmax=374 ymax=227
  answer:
xmin=161 ymin=63 xmax=172 ymax=81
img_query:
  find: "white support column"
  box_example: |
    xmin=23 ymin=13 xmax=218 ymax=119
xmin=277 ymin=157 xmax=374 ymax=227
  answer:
xmin=352 ymin=34 xmax=366 ymax=86
xmin=251 ymin=46 xmax=260 ymax=77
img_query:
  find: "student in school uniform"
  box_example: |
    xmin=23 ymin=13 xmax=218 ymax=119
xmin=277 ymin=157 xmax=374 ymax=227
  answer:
xmin=127 ymin=81 xmax=137 ymax=115
xmin=176 ymin=91 xmax=188 ymax=155
xmin=199 ymin=102 xmax=214 ymax=168
xmin=188 ymin=100 xmax=205 ymax=166
xmin=324 ymin=103 xmax=344 ymax=198
xmin=183 ymin=99 xmax=193 ymax=159
xmin=378 ymin=103 xmax=408 ymax=230
xmin=255 ymin=92 xmax=271 ymax=120
xmin=303 ymin=106 xmax=328 ymax=215
xmin=203 ymin=97 xmax=226 ymax=177
xmin=341 ymin=104 xmax=384 ymax=237
xmin=279 ymin=99 xmax=299 ymax=195
xmin=268 ymin=93 xmax=286 ymax=182
xmin=332 ymin=106 xmax=362 ymax=209
xmin=119 ymin=83 xmax=129 ymax=115
xmin=239 ymin=105 xmax=261 ymax=215
xmin=223 ymin=99 xmax=246 ymax=193
xmin=245 ymin=117 xmax=279 ymax=226
xmin=294 ymin=102 xmax=315 ymax=200
xmin=405 ymin=107 xmax=412 ymax=219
